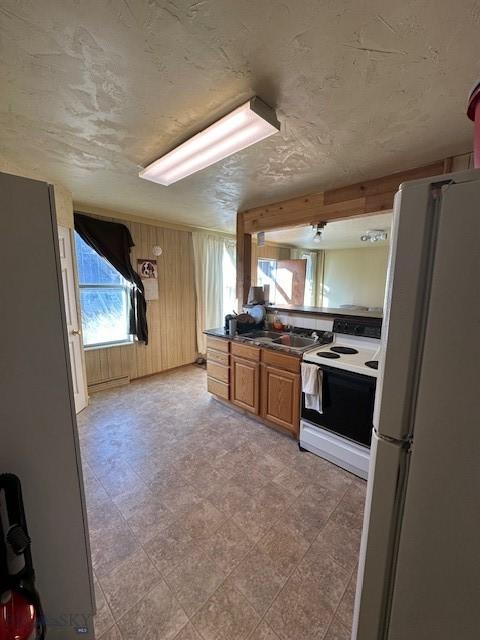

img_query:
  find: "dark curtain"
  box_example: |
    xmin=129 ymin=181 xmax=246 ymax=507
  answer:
xmin=74 ymin=213 xmax=148 ymax=344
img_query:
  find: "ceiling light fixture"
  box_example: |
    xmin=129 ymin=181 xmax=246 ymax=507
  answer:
xmin=139 ymin=97 xmax=280 ymax=186
xmin=360 ymin=229 xmax=388 ymax=243
xmin=312 ymin=222 xmax=327 ymax=243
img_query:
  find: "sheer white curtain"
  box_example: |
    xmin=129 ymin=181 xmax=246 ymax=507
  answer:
xmin=223 ymin=240 xmax=237 ymax=317
xmin=192 ymin=233 xmax=236 ymax=355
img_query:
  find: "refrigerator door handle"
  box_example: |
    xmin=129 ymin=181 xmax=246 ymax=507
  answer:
xmin=374 ymin=428 xmax=412 ymax=448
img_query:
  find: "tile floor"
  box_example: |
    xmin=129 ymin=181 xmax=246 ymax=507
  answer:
xmin=78 ymin=365 xmax=366 ymax=640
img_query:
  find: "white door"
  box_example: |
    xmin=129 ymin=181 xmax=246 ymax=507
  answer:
xmin=58 ymin=226 xmax=88 ymax=413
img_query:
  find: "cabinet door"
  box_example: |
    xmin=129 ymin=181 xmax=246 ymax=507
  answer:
xmin=261 ymin=364 xmax=300 ymax=436
xmin=231 ymin=356 xmax=260 ymax=414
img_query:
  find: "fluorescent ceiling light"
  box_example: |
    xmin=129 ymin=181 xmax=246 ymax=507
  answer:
xmin=139 ymin=97 xmax=280 ymax=186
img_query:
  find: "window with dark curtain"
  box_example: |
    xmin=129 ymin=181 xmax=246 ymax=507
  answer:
xmin=74 ymin=213 xmax=148 ymax=345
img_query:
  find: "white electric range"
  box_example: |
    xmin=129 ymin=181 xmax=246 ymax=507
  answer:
xmin=300 ymin=317 xmax=382 ymax=479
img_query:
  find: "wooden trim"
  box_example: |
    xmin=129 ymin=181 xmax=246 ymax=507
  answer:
xmin=236 ymin=212 xmax=251 ymax=305
xmin=322 ymin=161 xmax=445 ymax=206
xmin=241 ymin=160 xmax=445 ymax=234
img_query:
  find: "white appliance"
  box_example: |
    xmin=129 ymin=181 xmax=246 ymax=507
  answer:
xmin=353 ymin=169 xmax=480 ymax=639
xmin=0 ymin=172 xmax=95 ymax=638
xmin=300 ymin=318 xmax=382 ymax=479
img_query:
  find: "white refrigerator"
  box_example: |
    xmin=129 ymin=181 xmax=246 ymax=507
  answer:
xmin=0 ymin=172 xmax=95 ymax=638
xmin=352 ymin=169 xmax=480 ymax=639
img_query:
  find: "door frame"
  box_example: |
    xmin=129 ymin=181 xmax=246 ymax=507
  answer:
xmin=58 ymin=225 xmax=88 ymax=413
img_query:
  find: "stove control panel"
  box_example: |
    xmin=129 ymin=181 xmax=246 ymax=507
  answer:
xmin=333 ymin=317 xmax=382 ymax=339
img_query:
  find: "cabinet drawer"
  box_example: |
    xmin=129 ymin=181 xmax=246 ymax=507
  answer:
xmin=207 ymin=376 xmax=229 ymax=400
xmin=231 ymin=342 xmax=260 ymax=361
xmin=261 ymin=348 xmax=301 ymax=373
xmin=206 ymin=336 xmax=230 ymax=353
xmin=207 ymin=349 xmax=229 ymax=366
xmin=207 ymin=361 xmax=229 ymax=383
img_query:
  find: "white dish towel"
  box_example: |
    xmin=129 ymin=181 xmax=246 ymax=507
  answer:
xmin=301 ymin=362 xmax=323 ymax=413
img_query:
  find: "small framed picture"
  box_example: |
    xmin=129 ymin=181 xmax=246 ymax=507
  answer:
xmin=138 ymin=259 xmax=157 ymax=279
xmin=137 ymin=259 xmax=158 ymax=300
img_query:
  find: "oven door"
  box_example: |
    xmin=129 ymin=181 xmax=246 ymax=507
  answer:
xmin=302 ymin=365 xmax=376 ymax=447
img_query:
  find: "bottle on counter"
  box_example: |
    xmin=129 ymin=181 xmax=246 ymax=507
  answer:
xmin=272 ymin=311 xmax=284 ymax=331
xmin=224 ymin=314 xmax=233 ymax=332
xmin=228 ymin=317 xmax=238 ymax=336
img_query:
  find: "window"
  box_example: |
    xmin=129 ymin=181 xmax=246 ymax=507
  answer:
xmin=74 ymin=233 xmax=132 ymax=348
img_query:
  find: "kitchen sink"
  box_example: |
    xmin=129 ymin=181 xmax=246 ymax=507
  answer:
xmin=240 ymin=330 xmax=318 ymax=352
xmin=241 ymin=330 xmax=284 ymax=340
xmin=272 ymin=335 xmax=317 ymax=349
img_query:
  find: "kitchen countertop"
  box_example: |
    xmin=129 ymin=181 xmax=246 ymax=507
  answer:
xmin=204 ymin=327 xmax=310 ymax=357
xmin=264 ymin=304 xmax=383 ymax=319
xmin=204 ymin=327 xmax=234 ymax=340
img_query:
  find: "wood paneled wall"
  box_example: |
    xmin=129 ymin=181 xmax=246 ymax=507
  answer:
xmin=82 ymin=215 xmax=196 ymax=389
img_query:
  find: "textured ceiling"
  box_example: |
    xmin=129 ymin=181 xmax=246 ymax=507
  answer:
xmin=266 ymin=212 xmax=392 ymax=249
xmin=0 ymin=0 xmax=477 ymax=232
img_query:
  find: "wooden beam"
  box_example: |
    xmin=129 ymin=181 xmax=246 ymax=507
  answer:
xmin=241 ymin=160 xmax=446 ymax=234
xmin=243 ymin=195 xmax=371 ymax=233
xmin=323 ymin=160 xmax=445 ymax=205
xmin=235 ymin=158 xmax=464 ymax=304
xmin=236 ymin=212 xmax=251 ymax=306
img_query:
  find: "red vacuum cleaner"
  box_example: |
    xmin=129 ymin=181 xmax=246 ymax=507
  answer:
xmin=0 ymin=474 xmax=45 ymax=640
xmin=467 ymin=81 xmax=480 ymax=169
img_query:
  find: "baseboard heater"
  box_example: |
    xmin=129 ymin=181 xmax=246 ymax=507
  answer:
xmin=87 ymin=375 xmax=130 ymax=394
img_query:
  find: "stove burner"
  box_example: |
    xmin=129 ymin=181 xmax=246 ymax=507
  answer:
xmin=330 ymin=346 xmax=359 ymax=355
xmin=365 ymin=360 xmax=378 ymax=370
xmin=317 ymin=351 xmax=341 ymax=359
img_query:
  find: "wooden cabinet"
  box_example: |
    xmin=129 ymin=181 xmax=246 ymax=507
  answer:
xmin=206 ymin=336 xmax=230 ymax=353
xmin=207 ymin=360 xmax=229 ymax=383
xmin=231 ymin=341 xmax=261 ymax=361
xmin=261 ymin=364 xmax=300 ymax=436
xmin=261 ymin=348 xmax=300 ymax=373
xmin=207 ymin=348 xmax=229 ymax=366
xmin=205 ymin=335 xmax=301 ymax=438
xmin=207 ymin=376 xmax=229 ymax=400
xmin=206 ymin=337 xmax=230 ymax=400
xmin=231 ymin=355 xmax=260 ymax=414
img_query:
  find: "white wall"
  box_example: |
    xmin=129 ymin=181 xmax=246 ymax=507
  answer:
xmin=323 ymin=246 xmax=389 ymax=309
